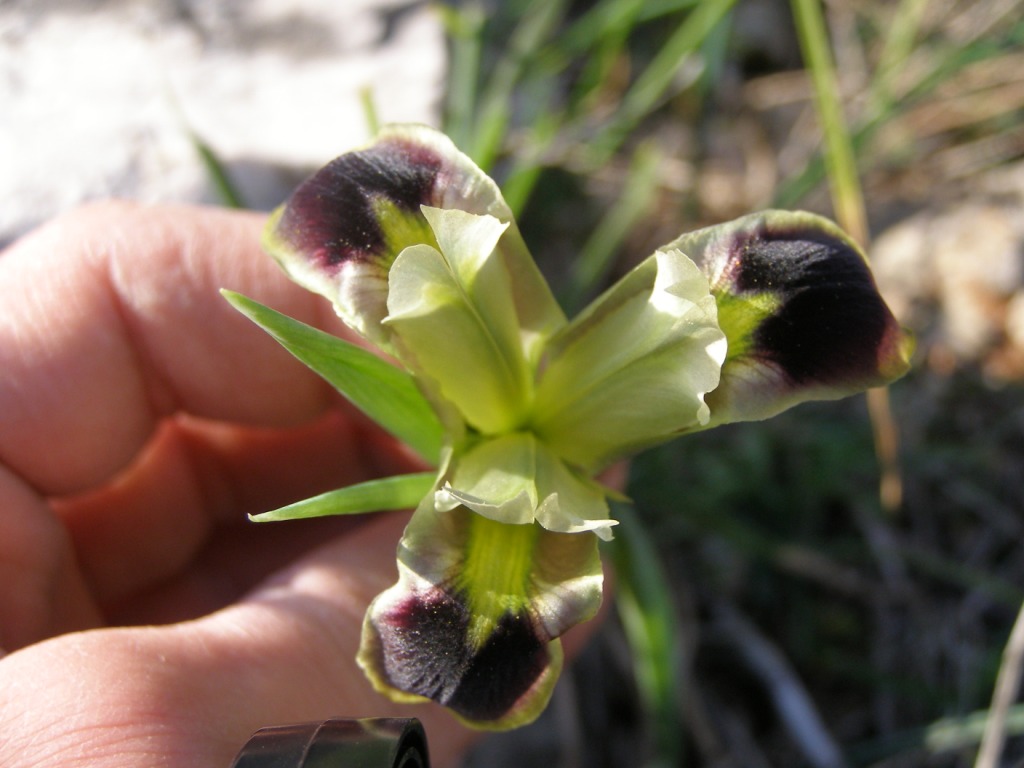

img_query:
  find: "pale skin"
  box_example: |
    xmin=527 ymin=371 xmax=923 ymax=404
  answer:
xmin=0 ymin=202 xmax=596 ymax=768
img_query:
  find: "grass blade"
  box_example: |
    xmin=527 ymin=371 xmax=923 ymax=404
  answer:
xmin=439 ymin=1 xmax=485 ymax=149
xmin=790 ymin=0 xmax=866 ymax=243
xmin=611 ymin=504 xmax=686 ymax=767
xmin=191 ymin=130 xmax=245 ymax=210
xmin=790 ymin=0 xmax=905 ymax=512
xmin=562 ymin=141 xmax=662 ymax=314
xmin=589 ymin=0 xmax=737 ymax=163
xmin=470 ymin=0 xmax=570 ymax=170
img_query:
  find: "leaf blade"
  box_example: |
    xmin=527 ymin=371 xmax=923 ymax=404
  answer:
xmin=223 ymin=290 xmax=444 ymax=463
xmin=250 ymin=472 xmax=436 ymax=522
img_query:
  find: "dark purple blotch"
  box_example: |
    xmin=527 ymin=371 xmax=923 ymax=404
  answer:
xmin=376 ymin=588 xmax=549 ymax=723
xmin=274 ymin=137 xmax=442 ymax=272
xmin=729 ymin=228 xmax=899 ymax=386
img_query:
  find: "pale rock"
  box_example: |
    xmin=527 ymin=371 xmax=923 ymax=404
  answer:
xmin=871 ymin=194 xmax=1024 ymax=377
xmin=0 ymin=0 xmax=445 ymax=246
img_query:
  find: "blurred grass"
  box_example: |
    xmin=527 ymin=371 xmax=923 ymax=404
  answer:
xmin=445 ymin=1 xmax=1024 ymax=767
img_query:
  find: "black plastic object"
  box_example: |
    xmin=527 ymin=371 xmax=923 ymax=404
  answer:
xmin=229 ymin=717 xmax=429 ymax=768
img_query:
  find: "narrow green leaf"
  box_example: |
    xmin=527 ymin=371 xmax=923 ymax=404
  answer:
xmin=439 ymin=1 xmax=485 ymax=148
xmin=470 ymin=0 xmax=570 ymax=170
xmin=359 ymin=85 xmax=380 ymax=136
xmin=191 ymin=130 xmax=245 ymax=210
xmin=791 ymin=0 xmax=867 ymax=243
xmin=588 ymin=0 xmax=738 ymax=163
xmin=250 ymin=472 xmax=436 ymax=522
xmin=610 ymin=504 xmax=686 ymax=767
xmin=222 ymin=290 xmax=444 ymax=463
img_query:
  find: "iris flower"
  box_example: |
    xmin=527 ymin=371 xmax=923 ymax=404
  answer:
xmin=224 ymin=124 xmax=911 ymax=730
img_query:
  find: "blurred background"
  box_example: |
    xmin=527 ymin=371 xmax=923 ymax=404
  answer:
xmin=4 ymin=1 xmax=1024 ymax=766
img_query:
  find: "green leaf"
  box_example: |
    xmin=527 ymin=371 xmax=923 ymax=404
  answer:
xmin=249 ymin=472 xmax=436 ymax=522
xmin=222 ymin=290 xmax=444 ymax=463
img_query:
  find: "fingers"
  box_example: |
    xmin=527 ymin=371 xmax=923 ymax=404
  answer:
xmin=0 ymin=513 xmax=479 ymax=768
xmin=58 ymin=409 xmax=403 ymax=622
xmin=0 ymin=465 xmax=101 ymax=650
xmin=0 ymin=508 xmax=604 ymax=768
xmin=0 ymin=201 xmax=349 ymax=497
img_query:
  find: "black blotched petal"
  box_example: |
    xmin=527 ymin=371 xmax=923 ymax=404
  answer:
xmin=273 ymin=137 xmax=441 ymax=272
xmin=262 ymin=123 xmax=563 ymax=351
xmin=663 ymin=210 xmax=913 ymax=427
xmin=358 ymin=502 xmax=600 ymax=731
xmin=369 ymin=587 xmax=553 ymax=724
xmin=734 ymin=229 xmax=897 ymax=387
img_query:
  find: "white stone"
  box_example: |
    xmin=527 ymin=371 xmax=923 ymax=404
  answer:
xmin=0 ymin=0 xmax=445 ymax=245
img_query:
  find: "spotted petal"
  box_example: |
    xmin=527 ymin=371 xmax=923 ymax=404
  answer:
xmin=358 ymin=497 xmax=603 ymax=730
xmin=262 ymin=124 xmax=564 ymax=354
xmin=662 ymin=210 xmax=913 ymax=427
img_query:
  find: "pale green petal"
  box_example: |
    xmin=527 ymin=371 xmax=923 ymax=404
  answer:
xmin=532 ymin=248 xmax=727 ymax=471
xmin=421 ymin=207 xmax=533 ymax=398
xmin=385 ymin=210 xmax=532 ymax=433
xmin=533 ymin=453 xmax=617 ymax=541
xmin=435 ymin=433 xmax=616 ymax=539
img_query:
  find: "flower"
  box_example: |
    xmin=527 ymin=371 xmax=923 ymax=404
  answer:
xmin=242 ymin=123 xmax=912 ymax=730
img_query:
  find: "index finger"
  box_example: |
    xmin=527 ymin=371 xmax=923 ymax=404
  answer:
xmin=0 ymin=201 xmax=348 ymax=496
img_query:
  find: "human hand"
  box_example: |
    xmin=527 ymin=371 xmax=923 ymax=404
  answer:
xmin=0 ymin=202 xmax=591 ymax=767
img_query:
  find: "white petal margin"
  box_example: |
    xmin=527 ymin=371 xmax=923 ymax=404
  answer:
xmin=532 ymin=248 xmax=727 ymax=471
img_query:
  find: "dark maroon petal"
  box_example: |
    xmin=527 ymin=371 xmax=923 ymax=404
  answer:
xmin=272 ymin=135 xmax=442 ymax=273
xmin=262 ymin=124 xmax=563 ymax=353
xmin=731 ymin=229 xmax=901 ymax=386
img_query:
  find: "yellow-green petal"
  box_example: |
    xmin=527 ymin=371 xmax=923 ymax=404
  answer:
xmin=532 ymin=248 xmax=727 ymax=471
xmin=435 ymin=433 xmax=616 ymax=539
xmin=385 ymin=208 xmax=533 ymax=434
